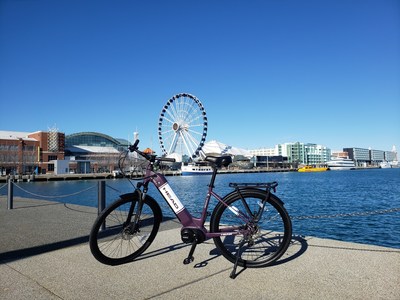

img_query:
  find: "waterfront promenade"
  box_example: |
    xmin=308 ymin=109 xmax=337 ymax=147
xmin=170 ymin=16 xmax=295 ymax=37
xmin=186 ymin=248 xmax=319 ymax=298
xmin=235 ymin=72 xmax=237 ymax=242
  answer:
xmin=0 ymin=166 xmax=384 ymax=182
xmin=1 ymin=197 xmax=399 ymax=299
xmin=0 ymin=168 xmax=293 ymax=183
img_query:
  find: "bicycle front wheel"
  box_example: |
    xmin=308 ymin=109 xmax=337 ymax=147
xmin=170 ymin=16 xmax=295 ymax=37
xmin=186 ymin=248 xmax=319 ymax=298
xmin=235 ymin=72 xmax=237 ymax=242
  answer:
xmin=89 ymin=193 xmax=162 ymax=265
xmin=210 ymin=189 xmax=292 ymax=268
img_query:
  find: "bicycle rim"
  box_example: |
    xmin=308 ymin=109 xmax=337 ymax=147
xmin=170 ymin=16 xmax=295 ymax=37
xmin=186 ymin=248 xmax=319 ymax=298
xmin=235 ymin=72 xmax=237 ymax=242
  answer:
xmin=211 ymin=189 xmax=292 ymax=268
xmin=89 ymin=195 xmax=161 ymax=265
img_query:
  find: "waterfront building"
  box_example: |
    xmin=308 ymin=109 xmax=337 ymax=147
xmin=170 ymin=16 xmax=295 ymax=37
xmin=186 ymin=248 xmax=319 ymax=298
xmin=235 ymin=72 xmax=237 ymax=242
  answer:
xmin=305 ymin=143 xmax=331 ymax=165
xmin=281 ymin=142 xmax=305 ymax=164
xmin=343 ymin=147 xmax=369 ymax=160
xmin=331 ymin=151 xmax=350 ymax=158
xmin=0 ymin=130 xmax=134 ymax=175
xmin=0 ymin=130 xmax=65 ymax=175
xmin=65 ymin=132 xmax=130 ymax=173
xmin=343 ymin=147 xmax=371 ymax=167
xmin=343 ymin=147 xmax=398 ymax=167
xmin=370 ymin=149 xmax=385 ymax=163
xmin=250 ymin=142 xmax=331 ymax=167
xmin=2 ymin=127 xmax=398 ymax=174
xmin=254 ymin=143 xmax=400 ymax=168
xmin=249 ymin=146 xmax=277 ymax=157
xmin=385 ymin=151 xmax=396 ymax=161
xmin=201 ymin=140 xmax=252 ymax=158
xmin=385 ymin=146 xmax=397 ymax=162
xmin=253 ymin=155 xmax=288 ymax=168
xmin=66 ymin=132 xmax=129 ymax=154
xmin=277 ymin=142 xmax=330 ymax=166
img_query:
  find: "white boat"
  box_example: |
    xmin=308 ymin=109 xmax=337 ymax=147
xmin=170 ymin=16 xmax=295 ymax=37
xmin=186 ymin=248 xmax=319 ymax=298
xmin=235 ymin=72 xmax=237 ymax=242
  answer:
xmin=326 ymin=157 xmax=356 ymax=170
xmin=181 ymin=163 xmax=213 ymax=175
xmin=379 ymin=161 xmax=391 ymax=169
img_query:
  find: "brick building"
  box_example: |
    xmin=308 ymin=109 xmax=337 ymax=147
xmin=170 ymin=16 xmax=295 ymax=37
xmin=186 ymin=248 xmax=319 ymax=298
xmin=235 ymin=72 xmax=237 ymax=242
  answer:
xmin=0 ymin=130 xmax=65 ymax=175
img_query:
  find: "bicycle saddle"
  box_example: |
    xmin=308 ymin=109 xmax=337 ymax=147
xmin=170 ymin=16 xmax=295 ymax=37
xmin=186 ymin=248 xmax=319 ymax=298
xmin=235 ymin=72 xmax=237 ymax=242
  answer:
xmin=205 ymin=155 xmax=232 ymax=168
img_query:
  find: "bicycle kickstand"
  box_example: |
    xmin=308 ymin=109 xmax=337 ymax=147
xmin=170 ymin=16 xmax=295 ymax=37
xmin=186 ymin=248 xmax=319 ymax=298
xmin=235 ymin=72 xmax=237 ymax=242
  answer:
xmin=230 ymin=239 xmax=246 ymax=279
xmin=183 ymin=242 xmax=197 ymax=265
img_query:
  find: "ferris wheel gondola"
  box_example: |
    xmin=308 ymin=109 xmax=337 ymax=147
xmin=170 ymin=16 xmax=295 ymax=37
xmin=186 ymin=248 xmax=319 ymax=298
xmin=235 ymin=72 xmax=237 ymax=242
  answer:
xmin=158 ymin=93 xmax=207 ymax=162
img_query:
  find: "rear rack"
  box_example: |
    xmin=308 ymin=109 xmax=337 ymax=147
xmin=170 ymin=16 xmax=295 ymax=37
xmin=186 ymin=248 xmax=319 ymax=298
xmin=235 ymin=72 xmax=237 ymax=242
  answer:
xmin=229 ymin=181 xmax=278 ymax=192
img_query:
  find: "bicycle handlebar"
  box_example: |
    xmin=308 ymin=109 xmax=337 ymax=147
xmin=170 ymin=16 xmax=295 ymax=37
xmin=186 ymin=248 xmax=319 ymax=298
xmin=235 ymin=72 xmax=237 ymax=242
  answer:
xmin=128 ymin=139 xmax=176 ymax=163
xmin=128 ymin=139 xmax=140 ymax=153
xmin=158 ymin=157 xmax=176 ymax=163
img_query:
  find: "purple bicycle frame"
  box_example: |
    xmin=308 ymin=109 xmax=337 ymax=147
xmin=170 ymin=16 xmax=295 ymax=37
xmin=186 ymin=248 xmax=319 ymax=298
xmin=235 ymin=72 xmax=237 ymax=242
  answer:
xmin=145 ymin=170 xmax=244 ymax=240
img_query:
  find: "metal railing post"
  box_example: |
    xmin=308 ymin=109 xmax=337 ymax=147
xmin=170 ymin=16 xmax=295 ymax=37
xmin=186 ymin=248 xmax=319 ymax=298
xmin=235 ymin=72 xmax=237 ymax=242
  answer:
xmin=98 ymin=180 xmax=106 ymax=231
xmin=7 ymin=179 xmax=13 ymax=210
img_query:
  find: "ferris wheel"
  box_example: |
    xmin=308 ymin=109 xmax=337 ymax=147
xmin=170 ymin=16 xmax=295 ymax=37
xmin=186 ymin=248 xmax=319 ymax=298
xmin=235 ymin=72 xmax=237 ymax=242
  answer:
xmin=158 ymin=93 xmax=207 ymax=161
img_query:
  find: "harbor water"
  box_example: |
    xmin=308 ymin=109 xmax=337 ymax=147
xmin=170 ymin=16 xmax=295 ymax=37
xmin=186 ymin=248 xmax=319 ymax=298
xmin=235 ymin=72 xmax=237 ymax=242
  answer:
xmin=2 ymin=168 xmax=399 ymax=249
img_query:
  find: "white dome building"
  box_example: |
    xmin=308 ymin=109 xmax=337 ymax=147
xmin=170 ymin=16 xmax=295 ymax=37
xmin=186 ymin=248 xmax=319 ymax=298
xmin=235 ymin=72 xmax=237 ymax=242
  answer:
xmin=201 ymin=140 xmax=252 ymax=158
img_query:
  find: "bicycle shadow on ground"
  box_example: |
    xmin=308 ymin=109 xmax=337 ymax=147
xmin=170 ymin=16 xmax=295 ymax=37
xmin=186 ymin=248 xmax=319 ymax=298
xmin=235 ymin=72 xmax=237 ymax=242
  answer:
xmin=0 ymin=196 xmax=65 ymax=210
xmin=133 ymin=235 xmax=308 ymax=279
xmin=0 ymin=216 xmax=180 ymax=264
xmin=0 ymin=235 xmax=91 ymax=264
xmin=194 ymin=235 xmax=308 ymax=278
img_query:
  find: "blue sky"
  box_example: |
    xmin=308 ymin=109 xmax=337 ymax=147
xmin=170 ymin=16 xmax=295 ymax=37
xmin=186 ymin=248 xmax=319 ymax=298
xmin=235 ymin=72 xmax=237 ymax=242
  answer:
xmin=1 ymin=0 xmax=399 ymax=154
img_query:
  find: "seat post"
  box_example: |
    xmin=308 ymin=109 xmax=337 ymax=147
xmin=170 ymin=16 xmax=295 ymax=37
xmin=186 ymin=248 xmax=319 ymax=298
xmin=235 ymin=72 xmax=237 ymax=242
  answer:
xmin=208 ymin=167 xmax=218 ymax=188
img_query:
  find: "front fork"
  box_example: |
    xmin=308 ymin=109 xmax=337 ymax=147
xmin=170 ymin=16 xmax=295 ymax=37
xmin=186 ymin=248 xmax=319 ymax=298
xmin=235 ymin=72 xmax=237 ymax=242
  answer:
xmin=124 ymin=184 xmax=147 ymax=232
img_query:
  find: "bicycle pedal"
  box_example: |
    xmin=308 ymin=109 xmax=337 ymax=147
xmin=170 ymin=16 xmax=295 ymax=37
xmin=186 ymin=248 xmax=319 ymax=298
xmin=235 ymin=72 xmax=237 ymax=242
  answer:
xmin=183 ymin=256 xmax=194 ymax=265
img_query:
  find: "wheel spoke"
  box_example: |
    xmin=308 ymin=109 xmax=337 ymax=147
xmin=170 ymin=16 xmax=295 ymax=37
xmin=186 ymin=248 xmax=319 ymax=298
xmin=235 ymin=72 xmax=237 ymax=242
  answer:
xmin=89 ymin=196 xmax=161 ymax=265
xmin=167 ymin=132 xmax=179 ymax=155
xmin=210 ymin=190 xmax=292 ymax=268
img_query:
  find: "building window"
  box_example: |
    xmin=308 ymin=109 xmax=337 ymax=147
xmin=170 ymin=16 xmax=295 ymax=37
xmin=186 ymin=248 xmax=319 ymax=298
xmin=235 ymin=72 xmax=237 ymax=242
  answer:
xmin=48 ymin=155 xmax=57 ymax=161
xmin=48 ymin=164 xmax=54 ymax=171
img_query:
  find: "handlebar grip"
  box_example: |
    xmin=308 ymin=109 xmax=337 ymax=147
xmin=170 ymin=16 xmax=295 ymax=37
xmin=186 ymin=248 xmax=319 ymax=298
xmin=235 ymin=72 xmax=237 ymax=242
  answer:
xmin=159 ymin=157 xmax=176 ymax=163
xmin=129 ymin=139 xmax=140 ymax=152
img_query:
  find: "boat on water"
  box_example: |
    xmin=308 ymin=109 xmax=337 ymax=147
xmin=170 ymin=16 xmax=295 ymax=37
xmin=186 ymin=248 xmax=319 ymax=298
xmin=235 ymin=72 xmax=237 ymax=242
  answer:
xmin=326 ymin=157 xmax=356 ymax=170
xmin=298 ymin=165 xmax=329 ymax=172
xmin=181 ymin=162 xmax=213 ymax=175
xmin=390 ymin=161 xmax=399 ymax=168
xmin=379 ymin=161 xmax=391 ymax=169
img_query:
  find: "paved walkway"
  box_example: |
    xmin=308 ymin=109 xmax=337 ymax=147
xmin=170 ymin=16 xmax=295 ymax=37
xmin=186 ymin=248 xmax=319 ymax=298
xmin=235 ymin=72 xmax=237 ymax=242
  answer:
xmin=1 ymin=197 xmax=399 ymax=299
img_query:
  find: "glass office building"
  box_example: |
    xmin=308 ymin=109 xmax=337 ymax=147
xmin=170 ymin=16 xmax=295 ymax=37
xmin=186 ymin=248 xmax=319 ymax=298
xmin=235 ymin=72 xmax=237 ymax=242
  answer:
xmin=65 ymin=132 xmax=131 ymax=173
xmin=66 ymin=132 xmax=129 ymax=152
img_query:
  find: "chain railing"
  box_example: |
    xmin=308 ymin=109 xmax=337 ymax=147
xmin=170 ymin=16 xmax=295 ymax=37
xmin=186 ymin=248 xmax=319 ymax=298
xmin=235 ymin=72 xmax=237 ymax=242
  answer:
xmin=12 ymin=183 xmax=96 ymax=199
xmin=3 ymin=180 xmax=99 ymax=210
xmin=288 ymin=206 xmax=400 ymax=249
xmin=291 ymin=207 xmax=400 ymax=220
xmin=3 ymin=180 xmax=400 ymax=224
xmin=0 ymin=183 xmax=7 ymax=191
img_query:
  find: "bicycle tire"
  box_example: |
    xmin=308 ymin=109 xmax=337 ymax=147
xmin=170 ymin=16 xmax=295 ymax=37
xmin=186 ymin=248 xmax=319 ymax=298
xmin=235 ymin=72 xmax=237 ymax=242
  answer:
xmin=89 ymin=192 xmax=162 ymax=265
xmin=210 ymin=188 xmax=292 ymax=268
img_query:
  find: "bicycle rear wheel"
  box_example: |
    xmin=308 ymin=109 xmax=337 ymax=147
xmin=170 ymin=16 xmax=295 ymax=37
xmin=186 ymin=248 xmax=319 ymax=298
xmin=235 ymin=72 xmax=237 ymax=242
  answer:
xmin=210 ymin=189 xmax=292 ymax=268
xmin=89 ymin=192 xmax=162 ymax=265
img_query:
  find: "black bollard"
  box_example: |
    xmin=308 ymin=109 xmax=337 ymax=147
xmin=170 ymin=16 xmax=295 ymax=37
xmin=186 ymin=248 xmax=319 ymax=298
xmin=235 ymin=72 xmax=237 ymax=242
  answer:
xmin=98 ymin=180 xmax=106 ymax=231
xmin=7 ymin=179 xmax=13 ymax=210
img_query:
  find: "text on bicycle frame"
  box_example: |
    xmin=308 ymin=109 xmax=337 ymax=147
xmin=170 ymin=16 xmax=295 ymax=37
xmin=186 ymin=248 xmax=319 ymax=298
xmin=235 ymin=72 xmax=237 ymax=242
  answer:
xmin=159 ymin=183 xmax=185 ymax=214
